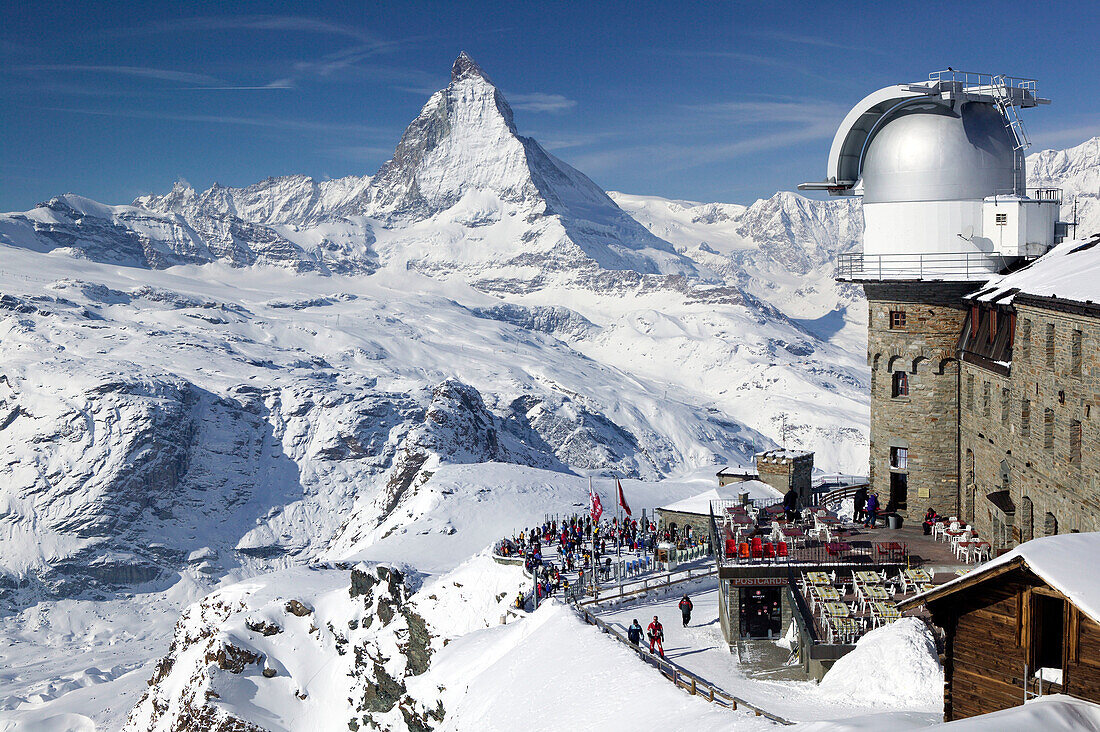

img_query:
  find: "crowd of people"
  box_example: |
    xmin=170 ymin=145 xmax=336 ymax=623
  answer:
xmin=497 ymin=512 xmax=687 ymax=609
xmin=496 ymin=513 xmax=705 ymax=662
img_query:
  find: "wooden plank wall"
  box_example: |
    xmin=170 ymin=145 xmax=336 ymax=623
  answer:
xmin=943 ymin=573 xmax=1100 ymax=720
xmin=945 ymin=580 xmax=1030 ymax=720
xmin=1069 ymin=613 xmax=1100 ymax=702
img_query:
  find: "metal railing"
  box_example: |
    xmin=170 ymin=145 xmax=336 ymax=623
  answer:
xmin=927 ymin=69 xmax=1037 ymax=96
xmin=990 ymin=187 xmax=1063 ymax=203
xmin=716 ymin=540 xmax=908 ymax=567
xmin=836 ymin=251 xmax=1003 ymax=281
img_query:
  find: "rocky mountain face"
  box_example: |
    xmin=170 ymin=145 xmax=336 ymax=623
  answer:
xmin=6 ymin=58 xmax=1094 ymax=616
xmin=0 ymin=54 xmax=882 ymax=611
xmin=1028 ymin=136 xmax=1100 ymax=238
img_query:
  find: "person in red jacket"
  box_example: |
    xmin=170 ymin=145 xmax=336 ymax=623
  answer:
xmin=678 ymin=594 xmax=694 ymax=627
xmin=647 ymin=616 xmax=664 ymax=657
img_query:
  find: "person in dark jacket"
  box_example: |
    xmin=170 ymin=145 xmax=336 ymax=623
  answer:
xmin=627 ymin=619 xmax=643 ymax=646
xmin=782 ymin=488 xmax=799 ymax=521
xmin=853 ymin=486 xmax=868 ymax=523
xmin=864 ymin=492 xmax=879 ymax=528
xmin=678 ymin=595 xmax=694 ymax=626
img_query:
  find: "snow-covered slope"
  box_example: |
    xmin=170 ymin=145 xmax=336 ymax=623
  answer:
xmin=611 ymin=190 xmax=867 ymax=352
xmin=0 ymin=53 xmax=875 ymax=608
xmin=1027 ymin=136 xmax=1100 ymax=239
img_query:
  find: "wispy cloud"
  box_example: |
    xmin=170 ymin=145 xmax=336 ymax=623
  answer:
xmin=107 ymin=15 xmax=384 ymax=45
xmin=1030 ymin=124 xmax=1100 ymax=151
xmin=11 ymin=64 xmax=226 ymax=86
xmin=37 ymin=105 xmax=393 ymax=137
xmin=745 ymin=29 xmax=886 ymax=55
xmin=9 ymin=64 xmax=294 ymax=91
xmin=561 ymin=97 xmax=842 ymax=177
xmin=508 ymin=93 xmax=577 ymax=113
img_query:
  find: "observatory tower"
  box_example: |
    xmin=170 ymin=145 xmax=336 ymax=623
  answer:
xmin=802 ymin=71 xmax=1062 ymax=517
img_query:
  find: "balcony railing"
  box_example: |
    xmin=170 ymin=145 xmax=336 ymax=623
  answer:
xmin=836 ymin=252 xmax=1004 ymax=281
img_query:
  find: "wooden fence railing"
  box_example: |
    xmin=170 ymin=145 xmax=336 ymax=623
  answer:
xmin=573 ymin=604 xmax=793 ymax=725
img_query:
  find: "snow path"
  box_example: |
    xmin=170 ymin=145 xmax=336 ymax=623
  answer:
xmin=591 ymin=580 xmax=941 ymax=727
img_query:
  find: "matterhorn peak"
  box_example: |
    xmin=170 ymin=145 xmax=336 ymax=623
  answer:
xmin=451 ymin=51 xmax=490 ymax=84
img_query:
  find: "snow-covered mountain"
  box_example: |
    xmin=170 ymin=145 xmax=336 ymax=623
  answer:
xmin=0 ymin=53 xmax=875 ymax=611
xmin=1 ymin=47 xmax=1098 ymax=730
xmin=1028 ymin=136 xmax=1100 ymax=239
xmin=610 ymin=190 xmax=867 ymax=352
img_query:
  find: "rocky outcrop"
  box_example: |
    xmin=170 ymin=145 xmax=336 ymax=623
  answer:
xmin=124 ymin=565 xmax=451 ymax=732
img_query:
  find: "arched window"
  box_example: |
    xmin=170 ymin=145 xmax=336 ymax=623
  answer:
xmin=1020 ymin=497 xmax=1034 ymax=543
xmin=892 ymin=371 xmax=909 ymax=398
xmin=1044 ymin=512 xmax=1058 ymax=537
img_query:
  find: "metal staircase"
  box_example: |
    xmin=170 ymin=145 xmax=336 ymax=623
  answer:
xmin=992 ymin=75 xmax=1032 ymax=151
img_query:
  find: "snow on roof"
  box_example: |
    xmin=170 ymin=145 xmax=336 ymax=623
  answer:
xmin=972 ymin=235 xmax=1100 ymax=306
xmin=904 ymin=531 xmax=1100 ymax=625
xmin=658 ymin=479 xmax=782 ymax=515
xmin=924 ymin=694 xmax=1100 ymax=731
xmin=756 ymin=448 xmax=813 ymax=461
xmin=716 ymin=464 xmax=755 ymax=476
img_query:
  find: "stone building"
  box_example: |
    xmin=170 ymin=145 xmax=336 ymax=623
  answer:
xmin=855 ymin=236 xmax=1100 ymax=546
xmin=866 ymin=282 xmax=974 ymax=516
xmin=957 ymin=239 xmax=1100 ymax=551
xmin=754 ymin=449 xmax=814 ymax=506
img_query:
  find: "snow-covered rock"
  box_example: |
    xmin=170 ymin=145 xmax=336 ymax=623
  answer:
xmin=1028 ymin=136 xmax=1100 ymax=239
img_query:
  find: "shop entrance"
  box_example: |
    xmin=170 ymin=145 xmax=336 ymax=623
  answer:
xmin=739 ymin=587 xmax=782 ymax=638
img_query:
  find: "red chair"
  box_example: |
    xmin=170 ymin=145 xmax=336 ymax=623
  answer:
xmin=777 ymin=541 xmax=789 ymax=558
xmin=738 ymin=542 xmax=751 ymax=559
xmin=763 ymin=543 xmax=776 ymax=559
xmin=750 ymin=537 xmax=764 ymax=559
xmin=725 ymin=539 xmax=737 ymax=557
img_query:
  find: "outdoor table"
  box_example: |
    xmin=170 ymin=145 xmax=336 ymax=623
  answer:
xmin=860 ymin=584 xmax=890 ymax=600
xmin=826 ymin=542 xmax=852 ymax=556
xmin=806 ymin=571 xmax=832 ymax=586
xmin=781 ymin=527 xmax=805 ymax=538
xmin=857 ymin=583 xmax=891 ymax=609
xmin=814 ymin=586 xmax=842 ymax=602
xmin=829 ymin=617 xmax=860 ymax=643
xmin=766 ymin=505 xmax=785 ymax=515
xmin=854 ymin=571 xmax=882 ymax=585
xmin=916 ymin=583 xmax=935 ymax=593
xmin=822 ymin=601 xmax=849 ymax=617
xmin=870 ymin=601 xmax=900 ymax=627
xmin=904 ymin=568 xmax=932 ymax=584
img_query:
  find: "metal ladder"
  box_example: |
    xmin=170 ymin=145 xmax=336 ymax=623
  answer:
xmin=992 ymin=75 xmax=1032 ymax=151
xmin=992 ymin=76 xmax=1031 ymax=193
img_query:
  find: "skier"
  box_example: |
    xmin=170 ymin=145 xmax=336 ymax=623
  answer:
xmin=678 ymin=594 xmax=694 ymax=627
xmin=647 ymin=615 xmax=665 ymax=657
xmin=627 ymin=619 xmax=643 ymax=646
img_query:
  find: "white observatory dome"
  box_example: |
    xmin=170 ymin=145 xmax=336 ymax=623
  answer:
xmin=862 ymin=102 xmax=1021 ymax=204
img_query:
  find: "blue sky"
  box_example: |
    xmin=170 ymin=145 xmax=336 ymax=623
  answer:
xmin=2 ymin=1 xmax=1098 ymax=212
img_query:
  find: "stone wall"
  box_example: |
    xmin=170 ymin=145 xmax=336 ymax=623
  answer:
xmin=963 ymin=299 xmax=1100 ymax=546
xmin=865 ymin=282 xmax=978 ymax=518
xmin=959 ymin=361 xmax=1013 ymax=548
xmin=756 ymin=451 xmax=813 ymax=506
xmin=655 ymin=508 xmax=712 ymax=542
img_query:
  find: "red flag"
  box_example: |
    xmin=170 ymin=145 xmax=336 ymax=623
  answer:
xmin=617 ymin=478 xmax=632 ymax=517
xmin=590 ymin=481 xmax=604 ymax=523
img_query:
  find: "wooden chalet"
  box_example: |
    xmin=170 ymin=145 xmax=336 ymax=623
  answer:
xmin=899 ymin=532 xmax=1100 ymax=721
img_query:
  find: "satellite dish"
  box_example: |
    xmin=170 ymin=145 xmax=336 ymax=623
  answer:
xmin=959 ymin=225 xmax=974 ymax=241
